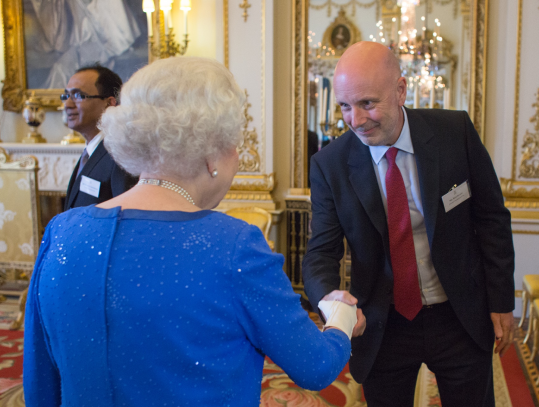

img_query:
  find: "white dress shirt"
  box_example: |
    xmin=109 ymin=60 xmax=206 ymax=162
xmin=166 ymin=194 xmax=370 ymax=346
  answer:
xmin=85 ymin=133 xmax=104 ymax=158
xmin=367 ymin=108 xmax=448 ymax=305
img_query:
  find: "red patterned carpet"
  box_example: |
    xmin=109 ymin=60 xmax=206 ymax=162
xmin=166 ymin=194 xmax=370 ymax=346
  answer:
xmin=261 ymin=357 xmax=366 ymax=406
xmin=2 ymin=319 xmax=537 ymax=406
xmin=260 ymin=318 xmax=538 ymax=407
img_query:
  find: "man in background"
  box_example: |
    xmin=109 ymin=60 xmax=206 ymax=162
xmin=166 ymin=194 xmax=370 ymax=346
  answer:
xmin=302 ymin=42 xmax=514 ymax=407
xmin=63 ymin=65 xmax=137 ymax=211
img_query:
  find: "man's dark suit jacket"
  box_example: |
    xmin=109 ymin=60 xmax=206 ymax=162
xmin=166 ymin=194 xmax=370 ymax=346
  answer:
xmin=302 ymin=108 xmax=515 ymax=383
xmin=64 ymin=140 xmax=138 ymax=211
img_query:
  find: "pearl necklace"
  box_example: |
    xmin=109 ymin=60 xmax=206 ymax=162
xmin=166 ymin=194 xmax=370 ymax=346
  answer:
xmin=137 ymin=179 xmax=196 ymax=206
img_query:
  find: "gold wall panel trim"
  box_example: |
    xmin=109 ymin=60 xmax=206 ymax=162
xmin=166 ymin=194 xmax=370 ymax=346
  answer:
xmin=512 ymin=229 xmax=539 ymax=235
xmin=469 ymin=0 xmax=488 ymax=142
xmin=501 ymin=178 xmax=539 ymax=200
xmin=261 ymin=0 xmax=266 ymax=174
xmin=292 ymin=0 xmax=309 ymax=188
xmin=224 ymin=0 xmax=229 ymax=68
xmin=512 ymin=0 xmax=523 ymax=179
xmin=224 ymin=191 xmax=273 ymax=200
xmin=505 ymin=209 xmax=539 ymax=220
xmin=230 ymin=173 xmax=274 ymax=191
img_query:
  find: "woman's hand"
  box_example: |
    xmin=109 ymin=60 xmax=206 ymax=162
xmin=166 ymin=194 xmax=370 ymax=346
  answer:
xmin=321 ymin=290 xmax=367 ymax=337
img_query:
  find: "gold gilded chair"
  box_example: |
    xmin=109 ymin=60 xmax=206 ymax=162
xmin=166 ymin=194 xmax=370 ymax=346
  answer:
xmin=0 ymin=147 xmax=42 ymax=330
xmin=521 ymin=274 xmax=539 ymax=346
xmin=530 ymin=299 xmax=539 ymax=373
xmin=224 ymin=207 xmax=274 ymax=251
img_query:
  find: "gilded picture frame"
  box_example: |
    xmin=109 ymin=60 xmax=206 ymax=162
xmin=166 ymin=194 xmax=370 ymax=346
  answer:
xmin=291 ymin=0 xmax=489 ymax=189
xmin=2 ymin=0 xmax=149 ymax=113
xmin=321 ymin=9 xmax=361 ymax=58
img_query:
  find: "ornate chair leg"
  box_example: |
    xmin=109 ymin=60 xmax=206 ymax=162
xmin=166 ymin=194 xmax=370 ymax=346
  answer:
xmin=9 ymin=288 xmax=28 ymax=331
xmin=532 ymin=316 xmax=539 ymax=359
xmin=519 ymin=290 xmax=528 ymax=329
xmin=524 ymin=304 xmax=535 ymax=345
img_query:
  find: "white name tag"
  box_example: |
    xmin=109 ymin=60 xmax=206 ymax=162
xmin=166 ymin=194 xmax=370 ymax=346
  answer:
xmin=442 ymin=181 xmax=471 ymax=212
xmin=80 ymin=175 xmax=101 ymax=198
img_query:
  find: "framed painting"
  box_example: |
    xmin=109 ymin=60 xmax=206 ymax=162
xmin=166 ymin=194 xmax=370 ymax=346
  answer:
xmin=2 ymin=0 xmax=149 ymax=112
xmin=321 ymin=8 xmax=361 ymax=58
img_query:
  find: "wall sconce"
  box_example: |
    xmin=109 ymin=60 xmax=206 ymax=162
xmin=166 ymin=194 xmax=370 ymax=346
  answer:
xmin=143 ymin=0 xmax=190 ymax=59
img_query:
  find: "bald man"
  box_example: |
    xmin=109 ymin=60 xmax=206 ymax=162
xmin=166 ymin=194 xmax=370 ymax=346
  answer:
xmin=302 ymin=42 xmax=514 ymax=407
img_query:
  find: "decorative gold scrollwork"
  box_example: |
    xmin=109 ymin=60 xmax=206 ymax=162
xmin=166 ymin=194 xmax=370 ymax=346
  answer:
xmin=519 ymin=89 xmax=539 ymax=178
xmin=309 ymin=0 xmax=380 ymax=20
xmin=238 ymin=90 xmax=261 ymax=173
xmin=239 ymin=0 xmax=251 ymax=22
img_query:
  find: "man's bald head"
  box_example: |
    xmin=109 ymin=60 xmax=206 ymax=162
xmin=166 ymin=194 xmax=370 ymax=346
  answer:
xmin=333 ymin=41 xmax=407 ymax=146
xmin=335 ymin=41 xmax=401 ymax=84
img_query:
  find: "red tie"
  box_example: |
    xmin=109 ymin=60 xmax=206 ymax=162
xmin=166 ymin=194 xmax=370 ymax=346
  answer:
xmin=385 ymin=147 xmax=422 ymax=321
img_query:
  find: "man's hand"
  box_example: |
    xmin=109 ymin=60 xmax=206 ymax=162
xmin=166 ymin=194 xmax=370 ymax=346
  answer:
xmin=321 ymin=290 xmax=367 ymax=337
xmin=490 ymin=312 xmax=514 ymax=356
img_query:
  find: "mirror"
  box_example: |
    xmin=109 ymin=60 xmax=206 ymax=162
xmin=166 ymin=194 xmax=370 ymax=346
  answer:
xmin=291 ymin=0 xmax=488 ymax=189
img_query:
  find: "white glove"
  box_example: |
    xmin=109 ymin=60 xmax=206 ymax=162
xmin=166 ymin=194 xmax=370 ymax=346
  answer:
xmin=318 ymin=300 xmax=358 ymax=340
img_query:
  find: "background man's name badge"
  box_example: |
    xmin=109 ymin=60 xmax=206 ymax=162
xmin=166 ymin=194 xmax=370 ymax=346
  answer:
xmin=442 ymin=181 xmax=471 ymax=212
xmin=80 ymin=176 xmax=101 ymax=198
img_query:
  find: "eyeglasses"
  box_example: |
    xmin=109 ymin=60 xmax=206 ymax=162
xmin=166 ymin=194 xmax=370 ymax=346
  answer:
xmin=60 ymin=91 xmax=107 ymax=102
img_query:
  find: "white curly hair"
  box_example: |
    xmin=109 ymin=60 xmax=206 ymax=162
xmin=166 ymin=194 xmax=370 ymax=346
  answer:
xmin=99 ymin=57 xmax=245 ymax=179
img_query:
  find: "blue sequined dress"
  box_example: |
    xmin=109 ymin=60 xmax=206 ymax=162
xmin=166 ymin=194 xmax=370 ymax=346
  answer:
xmin=24 ymin=206 xmax=351 ymax=407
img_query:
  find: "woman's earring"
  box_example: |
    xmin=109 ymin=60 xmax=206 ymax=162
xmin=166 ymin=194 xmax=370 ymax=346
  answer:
xmin=211 ymin=169 xmax=218 ymax=178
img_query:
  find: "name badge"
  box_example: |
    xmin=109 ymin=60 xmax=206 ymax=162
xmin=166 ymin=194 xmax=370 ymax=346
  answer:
xmin=442 ymin=181 xmax=471 ymax=212
xmin=80 ymin=175 xmax=101 ymax=198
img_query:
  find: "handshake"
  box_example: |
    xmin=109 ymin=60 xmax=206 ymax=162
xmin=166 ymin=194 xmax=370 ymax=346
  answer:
xmin=319 ymin=290 xmax=367 ymax=339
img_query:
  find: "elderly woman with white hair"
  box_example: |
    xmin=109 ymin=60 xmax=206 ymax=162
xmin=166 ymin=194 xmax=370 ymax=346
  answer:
xmin=23 ymin=57 xmax=365 ymax=407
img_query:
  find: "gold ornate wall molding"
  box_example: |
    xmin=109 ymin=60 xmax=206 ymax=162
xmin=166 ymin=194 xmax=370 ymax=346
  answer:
xmin=238 ymin=90 xmax=261 ymax=173
xmin=519 ymin=89 xmax=539 ymax=178
xmin=310 ymin=0 xmax=380 ymax=20
xmin=239 ymin=0 xmax=251 ymax=22
xmin=500 ymin=0 xmax=539 ymax=222
xmin=222 ymin=174 xmax=276 ymax=210
xmin=224 ymin=0 xmax=229 ymax=68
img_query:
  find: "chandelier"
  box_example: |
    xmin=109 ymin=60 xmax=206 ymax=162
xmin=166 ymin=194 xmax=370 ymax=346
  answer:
xmin=143 ymin=0 xmax=191 ymax=59
xmin=371 ymin=0 xmax=454 ymax=109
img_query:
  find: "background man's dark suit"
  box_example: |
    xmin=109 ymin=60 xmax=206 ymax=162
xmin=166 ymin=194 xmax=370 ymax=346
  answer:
xmin=64 ymin=141 xmax=138 ymax=211
xmin=302 ymin=107 xmax=514 ymax=384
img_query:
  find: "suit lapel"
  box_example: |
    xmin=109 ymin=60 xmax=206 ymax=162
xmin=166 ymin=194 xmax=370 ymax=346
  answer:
xmin=347 ymin=135 xmax=389 ymax=246
xmin=80 ymin=141 xmax=107 ymax=177
xmin=65 ymin=158 xmax=81 ymax=210
xmin=65 ymin=141 xmax=107 ymax=209
xmin=406 ymin=108 xmax=439 ymax=248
